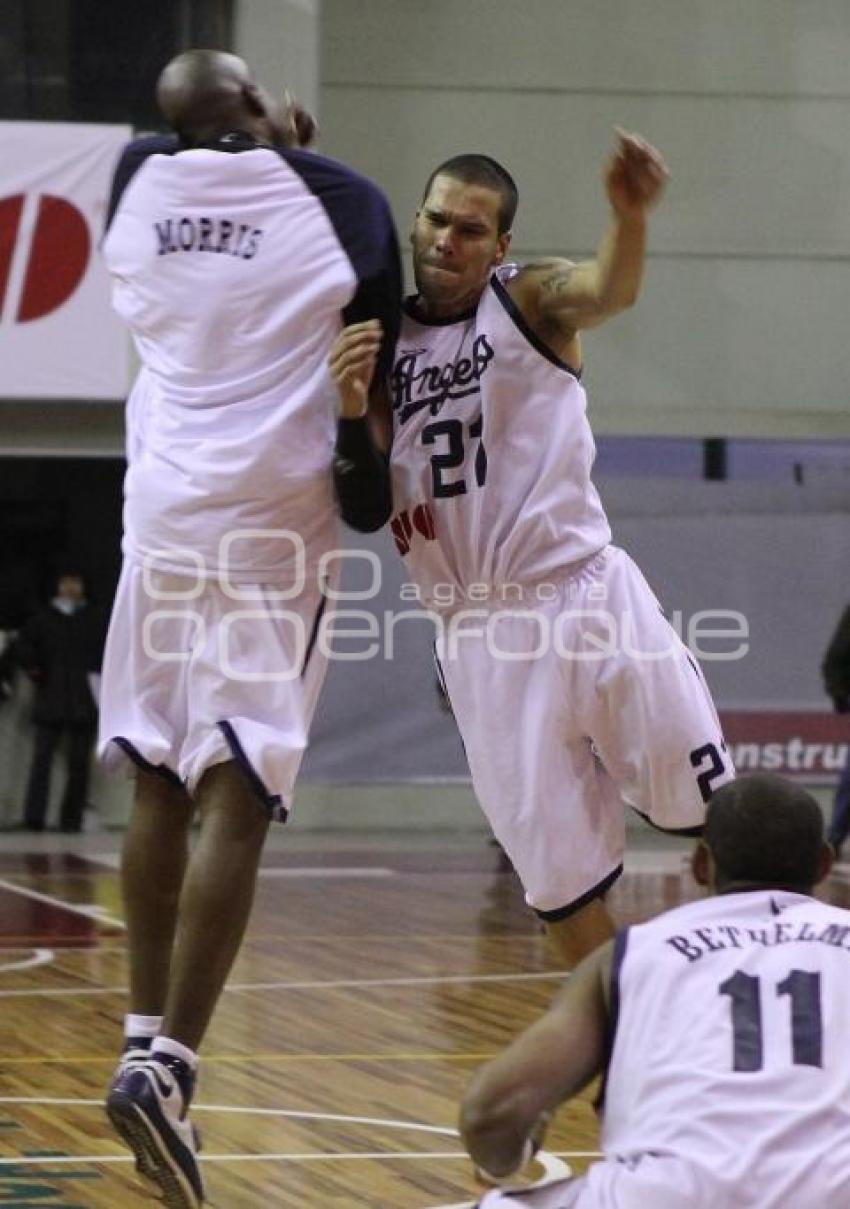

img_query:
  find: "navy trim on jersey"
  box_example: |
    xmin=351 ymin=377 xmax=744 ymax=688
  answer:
xmin=629 ymin=805 xmax=704 ymax=839
xmin=490 ymin=273 xmax=582 ymax=379
xmin=595 ymin=926 xmax=630 ymax=1114
xmin=193 ymin=130 xmax=267 ymax=153
xmin=279 ymin=147 xmax=403 ymax=378
xmin=534 ymin=863 xmax=623 ymax=922
xmin=300 ymin=592 xmax=329 ymax=678
xmin=609 ymin=927 xmax=628 ymax=1036
xmin=403 ymin=296 xmax=478 ymax=327
xmin=434 ymin=648 xmax=475 ymax=766
xmin=111 ymin=736 xmax=183 ymax=789
xmin=432 ymin=647 xmax=454 ymax=717
xmin=217 ymin=720 xmax=288 ymax=821
xmin=104 ymin=134 xmax=180 ymax=233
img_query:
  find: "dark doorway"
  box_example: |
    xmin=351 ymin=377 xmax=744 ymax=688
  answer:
xmin=0 ymin=457 xmax=124 ymax=628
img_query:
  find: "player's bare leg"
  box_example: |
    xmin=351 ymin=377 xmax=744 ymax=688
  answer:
xmin=122 ymin=769 xmax=195 ymax=1015
xmin=108 ymin=761 xmax=268 ymax=1209
xmin=161 ymin=759 xmax=270 ymax=1050
xmin=545 ymin=897 xmax=615 ymax=968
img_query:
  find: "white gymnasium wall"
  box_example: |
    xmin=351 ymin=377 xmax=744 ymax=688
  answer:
xmin=235 ymin=0 xmax=320 ymax=115
xmin=320 ymin=0 xmax=850 ymax=437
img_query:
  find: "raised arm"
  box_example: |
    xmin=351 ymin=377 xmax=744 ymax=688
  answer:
xmin=509 ymin=130 xmax=668 ymax=358
xmin=459 ymin=940 xmax=614 ymax=1183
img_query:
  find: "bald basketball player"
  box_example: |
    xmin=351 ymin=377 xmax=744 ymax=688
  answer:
xmin=99 ymin=49 xmax=400 ymax=1208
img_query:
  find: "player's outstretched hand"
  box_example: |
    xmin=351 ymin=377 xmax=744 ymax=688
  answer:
xmin=605 ymin=128 xmax=668 ymax=218
xmin=329 ymin=321 xmax=383 ymax=419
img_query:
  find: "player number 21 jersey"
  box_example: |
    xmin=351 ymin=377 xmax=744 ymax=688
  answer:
xmin=389 ymin=264 xmax=611 ymax=608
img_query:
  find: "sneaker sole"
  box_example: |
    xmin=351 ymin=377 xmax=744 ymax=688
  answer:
xmin=106 ymin=1090 xmax=202 ymax=1209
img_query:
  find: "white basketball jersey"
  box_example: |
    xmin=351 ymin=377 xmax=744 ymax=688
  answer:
xmin=603 ymin=890 xmax=850 ymax=1206
xmin=389 ymin=264 xmax=611 ymax=607
xmin=103 ymin=134 xmax=400 ymax=582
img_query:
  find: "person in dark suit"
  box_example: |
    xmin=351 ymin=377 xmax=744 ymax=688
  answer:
xmin=14 ymin=570 xmax=102 ymax=832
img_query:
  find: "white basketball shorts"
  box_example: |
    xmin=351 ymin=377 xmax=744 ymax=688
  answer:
xmin=436 ymin=546 xmax=734 ymax=915
xmin=98 ymin=561 xmax=333 ymax=820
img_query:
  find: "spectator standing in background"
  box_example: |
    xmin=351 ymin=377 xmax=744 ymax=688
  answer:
xmin=12 ymin=569 xmax=102 ymax=833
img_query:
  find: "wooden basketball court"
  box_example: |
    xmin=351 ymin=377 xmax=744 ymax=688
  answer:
xmin=1 ymin=826 xmax=847 ymax=1207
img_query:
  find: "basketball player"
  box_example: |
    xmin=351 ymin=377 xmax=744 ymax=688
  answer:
xmin=461 ymin=774 xmax=849 ymax=1208
xmin=330 ymin=132 xmax=733 ymax=968
xmin=99 ymin=50 xmax=400 ymax=1208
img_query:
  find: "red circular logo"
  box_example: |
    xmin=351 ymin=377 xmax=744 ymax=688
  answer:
xmin=0 ymin=193 xmax=91 ymax=323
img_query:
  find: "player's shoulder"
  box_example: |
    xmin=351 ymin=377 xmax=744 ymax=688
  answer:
xmin=274 ymin=147 xmax=390 ymax=208
xmin=115 ymin=133 xmax=181 ymax=170
xmin=110 ymin=133 xmax=181 ymax=192
xmin=509 ymin=257 xmax=579 ymax=293
xmin=105 ymin=134 xmax=181 ymax=233
xmin=274 ymin=149 xmax=398 ymax=266
xmin=518 ymin=256 xmax=579 ymax=275
xmin=497 ymin=259 xmax=581 ymax=323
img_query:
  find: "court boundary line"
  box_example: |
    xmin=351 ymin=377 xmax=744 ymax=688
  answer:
xmin=0 ymin=876 xmax=125 ymax=930
xmin=0 ymin=1149 xmax=596 ymax=1164
xmin=0 ymin=968 xmax=566 ymax=1000
xmin=85 ymin=853 xmax=399 ymax=879
xmin=0 ymin=949 xmax=54 ymax=973
xmin=0 ymin=1097 xmax=597 ymax=1172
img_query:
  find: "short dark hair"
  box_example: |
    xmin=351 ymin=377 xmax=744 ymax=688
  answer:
xmin=422 ymin=154 xmax=518 ymax=235
xmin=704 ymin=774 xmax=825 ymax=890
xmin=53 ymin=567 xmax=85 ymax=590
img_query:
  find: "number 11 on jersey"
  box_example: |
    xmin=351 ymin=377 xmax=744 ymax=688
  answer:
xmin=720 ymin=968 xmax=823 ymax=1072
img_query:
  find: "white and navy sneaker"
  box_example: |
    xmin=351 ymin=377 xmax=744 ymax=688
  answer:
xmin=106 ymin=1053 xmax=204 ymax=1209
xmin=113 ymin=1035 xmax=154 ymax=1078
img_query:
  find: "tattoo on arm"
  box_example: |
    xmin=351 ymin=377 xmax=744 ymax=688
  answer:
xmin=539 ymin=265 xmax=577 ymax=298
xmin=520 ymin=260 xmax=582 ymax=340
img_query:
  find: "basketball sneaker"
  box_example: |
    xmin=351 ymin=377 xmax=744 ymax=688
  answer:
xmin=114 ymin=1035 xmax=153 ymax=1076
xmin=106 ymin=1052 xmax=204 ymax=1209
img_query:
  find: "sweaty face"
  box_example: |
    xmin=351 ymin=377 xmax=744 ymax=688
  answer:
xmin=410 ymin=175 xmax=510 ymax=318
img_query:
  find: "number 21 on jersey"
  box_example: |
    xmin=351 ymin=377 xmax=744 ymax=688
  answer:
xmin=422 ymin=414 xmax=487 ymax=498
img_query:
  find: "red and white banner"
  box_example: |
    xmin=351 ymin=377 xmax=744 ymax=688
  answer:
xmin=721 ymin=712 xmax=849 ymax=784
xmin=0 ymin=121 xmax=131 ymax=399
